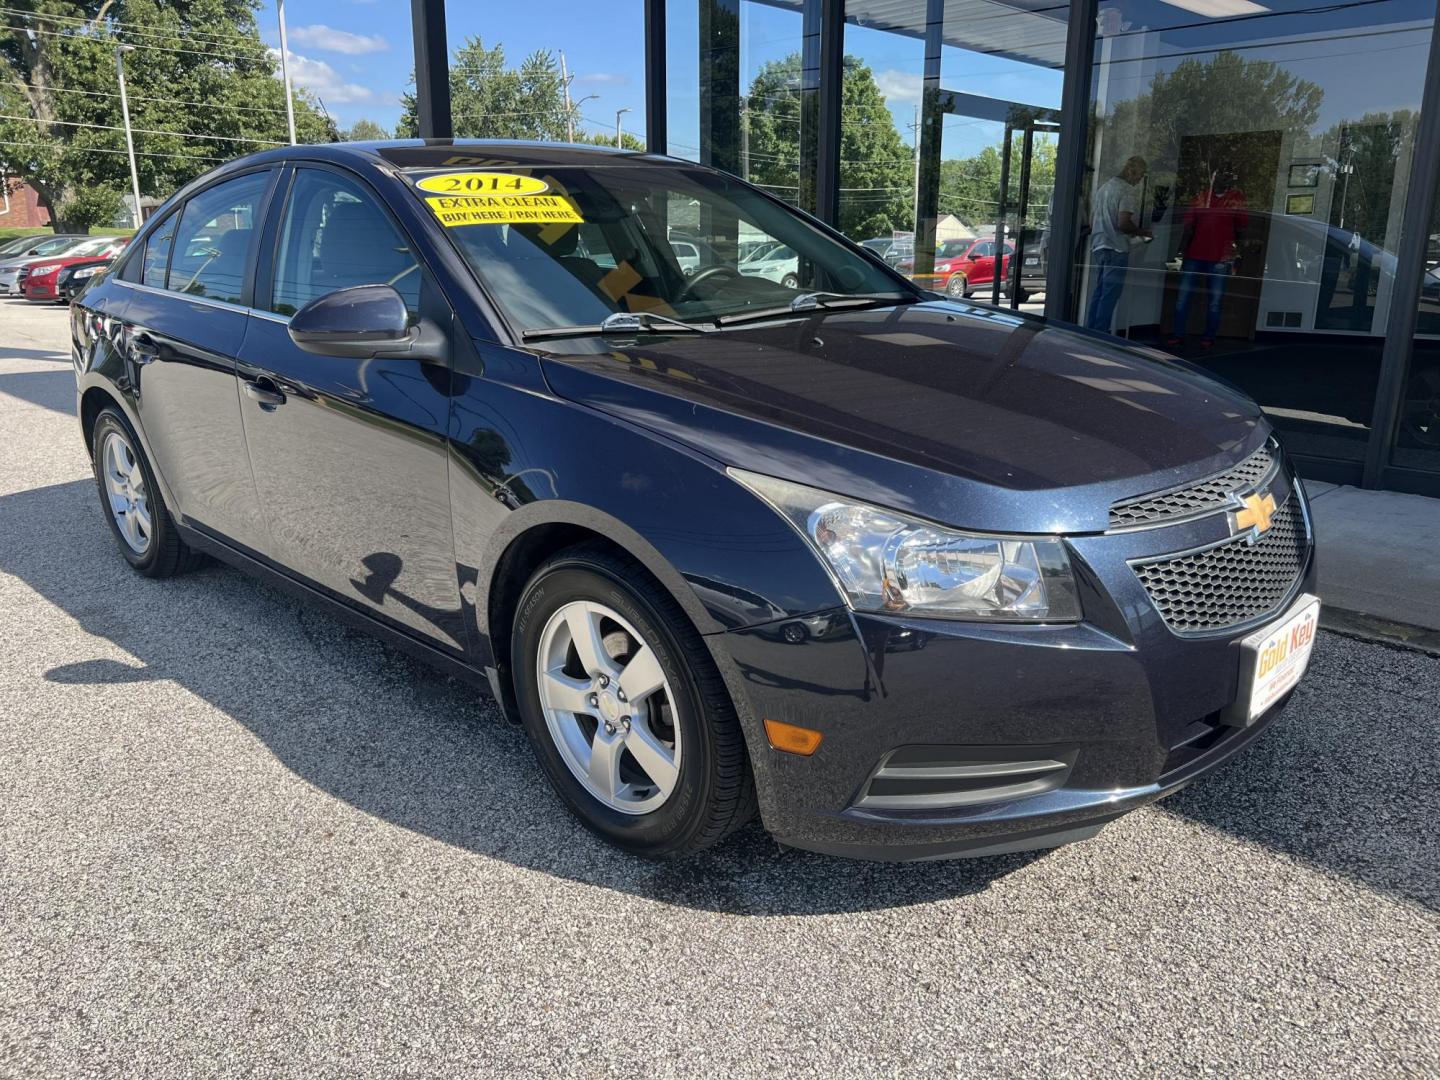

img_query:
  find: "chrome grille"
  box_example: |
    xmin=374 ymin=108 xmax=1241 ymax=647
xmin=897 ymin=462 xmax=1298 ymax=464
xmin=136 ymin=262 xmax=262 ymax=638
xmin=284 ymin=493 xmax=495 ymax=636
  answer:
xmin=1132 ymin=495 xmax=1307 ymax=634
xmin=1110 ymin=444 xmax=1275 ymax=528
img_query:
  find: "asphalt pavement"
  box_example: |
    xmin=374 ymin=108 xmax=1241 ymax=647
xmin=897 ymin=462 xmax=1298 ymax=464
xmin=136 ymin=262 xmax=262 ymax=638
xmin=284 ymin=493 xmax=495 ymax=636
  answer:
xmin=1 ymin=299 xmax=1437 ymax=1078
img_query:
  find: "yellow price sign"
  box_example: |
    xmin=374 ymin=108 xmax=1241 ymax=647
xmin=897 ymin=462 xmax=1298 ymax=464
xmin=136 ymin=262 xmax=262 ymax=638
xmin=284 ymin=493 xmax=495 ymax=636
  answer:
xmin=424 ymin=194 xmax=585 ymax=227
xmin=415 ymin=171 xmax=551 ymax=195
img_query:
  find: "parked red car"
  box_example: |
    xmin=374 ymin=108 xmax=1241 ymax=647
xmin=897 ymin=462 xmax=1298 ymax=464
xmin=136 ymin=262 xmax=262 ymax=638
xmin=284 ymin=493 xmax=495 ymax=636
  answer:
xmin=897 ymin=237 xmax=1014 ymax=297
xmin=20 ymin=238 xmax=128 ymax=303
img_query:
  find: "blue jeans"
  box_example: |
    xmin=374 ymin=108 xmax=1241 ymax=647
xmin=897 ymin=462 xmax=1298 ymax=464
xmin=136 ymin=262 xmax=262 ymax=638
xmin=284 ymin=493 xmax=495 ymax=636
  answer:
xmin=1085 ymin=248 xmax=1130 ymax=332
xmin=1172 ymin=258 xmax=1230 ymax=340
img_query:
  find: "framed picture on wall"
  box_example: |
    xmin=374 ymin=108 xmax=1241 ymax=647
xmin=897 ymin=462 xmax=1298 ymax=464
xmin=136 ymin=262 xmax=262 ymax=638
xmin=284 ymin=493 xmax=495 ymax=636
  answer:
xmin=1286 ymin=193 xmax=1316 ymax=215
xmin=1288 ymin=163 xmax=1321 ymax=188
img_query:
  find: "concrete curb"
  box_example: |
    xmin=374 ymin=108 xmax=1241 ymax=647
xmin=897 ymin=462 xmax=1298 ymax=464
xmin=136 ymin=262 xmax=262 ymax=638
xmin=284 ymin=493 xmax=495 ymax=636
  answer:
xmin=1320 ymin=607 xmax=1440 ymax=657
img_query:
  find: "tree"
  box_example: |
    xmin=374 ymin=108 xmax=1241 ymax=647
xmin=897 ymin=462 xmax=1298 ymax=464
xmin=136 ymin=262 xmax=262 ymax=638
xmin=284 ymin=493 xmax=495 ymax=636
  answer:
xmin=743 ymin=53 xmax=913 ymax=239
xmin=1098 ymin=51 xmax=1323 ymax=187
xmin=342 ymin=118 xmax=390 ymax=141
xmin=397 ymin=37 xmax=574 ymax=141
xmin=575 ymin=128 xmax=644 ymax=152
xmin=0 ymin=1 xmax=331 ymax=231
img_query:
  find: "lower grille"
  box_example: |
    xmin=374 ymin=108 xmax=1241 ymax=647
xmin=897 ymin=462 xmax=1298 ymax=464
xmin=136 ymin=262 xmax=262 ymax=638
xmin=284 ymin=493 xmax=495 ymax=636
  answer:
xmin=854 ymin=745 xmax=1076 ymax=811
xmin=1132 ymin=495 xmax=1308 ymax=635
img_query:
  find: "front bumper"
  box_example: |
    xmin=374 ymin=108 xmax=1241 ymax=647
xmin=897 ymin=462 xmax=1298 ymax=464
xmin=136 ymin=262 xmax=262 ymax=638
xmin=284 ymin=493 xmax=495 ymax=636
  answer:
xmin=22 ymin=278 xmax=60 ymax=301
xmin=711 ymin=475 xmax=1317 ymax=861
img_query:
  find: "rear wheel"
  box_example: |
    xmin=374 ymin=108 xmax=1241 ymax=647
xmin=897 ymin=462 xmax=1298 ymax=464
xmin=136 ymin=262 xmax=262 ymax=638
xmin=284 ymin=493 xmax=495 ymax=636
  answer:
xmin=511 ymin=543 xmax=756 ymax=857
xmin=780 ymin=273 xmax=800 ymax=289
xmin=90 ymin=408 xmax=203 ymax=578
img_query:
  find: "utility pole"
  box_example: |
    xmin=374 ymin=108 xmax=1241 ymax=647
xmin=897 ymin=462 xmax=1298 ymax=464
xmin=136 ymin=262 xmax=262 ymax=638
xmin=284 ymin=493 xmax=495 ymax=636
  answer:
xmin=910 ymin=104 xmax=921 ymax=233
xmin=560 ymin=51 xmax=574 ymax=142
xmin=114 ymin=46 xmax=143 ymax=229
xmin=615 ymin=107 xmax=631 ymax=148
xmin=277 ymin=0 xmax=297 ymax=144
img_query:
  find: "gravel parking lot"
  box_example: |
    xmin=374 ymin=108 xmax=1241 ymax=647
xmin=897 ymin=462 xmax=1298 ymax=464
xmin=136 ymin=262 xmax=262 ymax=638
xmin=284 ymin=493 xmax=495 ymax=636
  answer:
xmin=2 ymin=298 xmax=1437 ymax=1078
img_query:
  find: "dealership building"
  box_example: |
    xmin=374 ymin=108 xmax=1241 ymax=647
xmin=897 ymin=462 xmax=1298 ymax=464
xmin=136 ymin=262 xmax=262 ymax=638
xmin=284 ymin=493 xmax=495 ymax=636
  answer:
xmin=408 ymin=0 xmax=1440 ymax=494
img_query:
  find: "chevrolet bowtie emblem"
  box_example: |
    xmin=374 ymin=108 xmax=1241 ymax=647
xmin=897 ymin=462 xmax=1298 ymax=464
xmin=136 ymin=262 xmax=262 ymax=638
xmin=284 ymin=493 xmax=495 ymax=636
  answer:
xmin=1232 ymin=491 xmax=1277 ymax=537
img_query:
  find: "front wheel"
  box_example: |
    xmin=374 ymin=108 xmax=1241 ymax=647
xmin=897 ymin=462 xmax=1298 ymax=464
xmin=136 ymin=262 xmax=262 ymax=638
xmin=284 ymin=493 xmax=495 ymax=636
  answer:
xmin=511 ymin=543 xmax=756 ymax=857
xmin=946 ymin=272 xmax=969 ymax=298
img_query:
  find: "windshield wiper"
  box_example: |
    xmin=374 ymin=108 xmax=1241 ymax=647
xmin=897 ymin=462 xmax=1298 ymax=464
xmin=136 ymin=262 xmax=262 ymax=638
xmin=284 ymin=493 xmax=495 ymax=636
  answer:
xmin=522 ymin=310 xmax=710 ymax=343
xmin=715 ymin=292 xmax=914 ymax=327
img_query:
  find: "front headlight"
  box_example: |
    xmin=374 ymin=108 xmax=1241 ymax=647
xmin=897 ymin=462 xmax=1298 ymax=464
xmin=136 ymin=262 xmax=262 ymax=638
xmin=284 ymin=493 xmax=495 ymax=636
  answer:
xmin=29 ymin=264 xmax=59 ymax=277
xmin=70 ymin=266 xmax=100 ymax=280
xmin=730 ymin=469 xmax=1081 ymax=622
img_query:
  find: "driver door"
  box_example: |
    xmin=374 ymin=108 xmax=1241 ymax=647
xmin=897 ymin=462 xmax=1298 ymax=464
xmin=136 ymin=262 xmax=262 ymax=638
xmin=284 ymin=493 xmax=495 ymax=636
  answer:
xmin=236 ymin=164 xmax=466 ymax=651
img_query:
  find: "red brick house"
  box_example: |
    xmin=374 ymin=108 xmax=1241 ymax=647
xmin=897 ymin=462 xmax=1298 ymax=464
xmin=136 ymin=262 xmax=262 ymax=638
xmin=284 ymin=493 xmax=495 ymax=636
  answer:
xmin=1 ymin=177 xmax=52 ymax=229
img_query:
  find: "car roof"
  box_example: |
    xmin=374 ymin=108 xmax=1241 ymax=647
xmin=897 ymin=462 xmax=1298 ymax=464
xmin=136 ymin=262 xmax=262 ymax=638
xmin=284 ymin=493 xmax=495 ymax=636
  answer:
xmin=238 ymin=139 xmax=694 ymax=171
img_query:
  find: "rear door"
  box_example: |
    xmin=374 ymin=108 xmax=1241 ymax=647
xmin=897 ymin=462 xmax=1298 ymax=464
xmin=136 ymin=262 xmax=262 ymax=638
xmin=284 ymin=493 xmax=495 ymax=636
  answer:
xmin=120 ymin=168 xmax=277 ymax=553
xmin=236 ymin=164 xmax=464 ymax=651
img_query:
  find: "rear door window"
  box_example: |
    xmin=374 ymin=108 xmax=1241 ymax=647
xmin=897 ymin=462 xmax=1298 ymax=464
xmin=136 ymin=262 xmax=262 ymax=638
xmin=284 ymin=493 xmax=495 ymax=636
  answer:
xmin=141 ymin=215 xmax=177 ymax=287
xmin=166 ymin=171 xmax=270 ymax=304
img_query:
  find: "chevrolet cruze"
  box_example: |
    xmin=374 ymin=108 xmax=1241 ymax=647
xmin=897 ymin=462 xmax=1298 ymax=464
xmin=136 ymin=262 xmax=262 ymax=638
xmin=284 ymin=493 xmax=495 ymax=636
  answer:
xmin=70 ymin=141 xmax=1319 ymax=860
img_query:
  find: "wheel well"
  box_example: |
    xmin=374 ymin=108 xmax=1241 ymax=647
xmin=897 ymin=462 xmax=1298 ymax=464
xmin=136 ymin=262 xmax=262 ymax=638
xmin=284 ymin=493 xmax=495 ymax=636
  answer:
xmin=79 ymin=386 xmax=119 ymax=456
xmin=486 ymin=523 xmax=635 ymax=721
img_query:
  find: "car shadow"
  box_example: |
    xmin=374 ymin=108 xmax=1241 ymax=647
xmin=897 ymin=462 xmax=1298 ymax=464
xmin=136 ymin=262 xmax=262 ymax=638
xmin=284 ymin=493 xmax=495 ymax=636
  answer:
xmin=0 ymin=344 xmax=71 ymax=362
xmin=0 ymin=368 xmax=76 ymax=416
xmin=2 ymin=478 xmax=1038 ymax=915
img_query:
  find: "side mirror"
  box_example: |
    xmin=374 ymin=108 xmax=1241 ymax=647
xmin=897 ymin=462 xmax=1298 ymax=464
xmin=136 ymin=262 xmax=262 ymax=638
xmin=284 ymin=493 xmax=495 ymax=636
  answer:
xmin=287 ymin=284 xmax=418 ymax=359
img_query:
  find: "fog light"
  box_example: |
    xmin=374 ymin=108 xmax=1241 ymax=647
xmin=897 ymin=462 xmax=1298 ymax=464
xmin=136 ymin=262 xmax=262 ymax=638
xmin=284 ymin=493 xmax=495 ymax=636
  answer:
xmin=764 ymin=719 xmax=823 ymax=756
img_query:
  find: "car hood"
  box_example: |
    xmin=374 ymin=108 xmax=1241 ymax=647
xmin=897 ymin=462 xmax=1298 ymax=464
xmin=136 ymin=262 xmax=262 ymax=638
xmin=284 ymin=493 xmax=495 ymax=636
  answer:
xmin=534 ymin=300 xmax=1268 ymax=534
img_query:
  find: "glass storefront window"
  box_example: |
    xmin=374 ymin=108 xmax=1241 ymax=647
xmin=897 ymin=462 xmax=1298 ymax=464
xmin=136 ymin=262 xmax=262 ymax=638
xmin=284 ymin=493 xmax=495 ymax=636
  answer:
xmin=667 ymin=0 xmax=817 ymax=269
xmin=1073 ymin=0 xmax=1435 ymax=469
xmin=838 ymin=0 xmax=1066 ymax=309
xmin=1393 ymin=186 xmax=1440 ymax=473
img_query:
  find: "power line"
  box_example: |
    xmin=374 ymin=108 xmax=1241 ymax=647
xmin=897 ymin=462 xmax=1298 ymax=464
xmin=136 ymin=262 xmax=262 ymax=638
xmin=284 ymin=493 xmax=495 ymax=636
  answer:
xmin=0 ymin=112 xmax=286 ymax=146
xmin=13 ymin=81 xmax=288 ymax=118
xmin=0 ymin=140 xmax=226 ymax=163
xmin=3 ymin=21 xmax=265 ymax=64
xmin=0 ymin=5 xmax=272 ymax=50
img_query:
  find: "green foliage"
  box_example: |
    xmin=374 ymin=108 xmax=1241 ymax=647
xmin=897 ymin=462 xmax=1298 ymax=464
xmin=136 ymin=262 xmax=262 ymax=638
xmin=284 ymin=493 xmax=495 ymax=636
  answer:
xmin=939 ymin=137 xmax=1057 ymax=231
xmin=0 ymin=1 xmax=331 ymax=230
xmin=574 ymin=128 xmax=645 ymax=152
xmin=58 ymin=182 xmax=123 ymax=229
xmin=1100 ymin=51 xmax=1323 ymax=181
xmin=743 ymin=54 xmax=914 ymax=239
xmin=397 ymin=38 xmax=574 ymax=141
xmin=342 ymin=118 xmax=390 ymax=142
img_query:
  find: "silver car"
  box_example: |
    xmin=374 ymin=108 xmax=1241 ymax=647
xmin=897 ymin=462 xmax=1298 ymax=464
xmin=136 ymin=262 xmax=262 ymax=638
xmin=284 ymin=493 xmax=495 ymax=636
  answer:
xmin=0 ymin=235 xmax=116 ymax=294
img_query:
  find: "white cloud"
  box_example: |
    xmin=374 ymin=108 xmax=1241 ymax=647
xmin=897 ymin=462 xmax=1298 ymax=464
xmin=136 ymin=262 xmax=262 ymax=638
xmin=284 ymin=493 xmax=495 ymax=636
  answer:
xmin=873 ymin=68 xmax=922 ymax=106
xmin=270 ymin=48 xmax=381 ymax=105
xmin=288 ymin=24 xmax=388 ymax=55
xmin=575 ymin=72 xmax=628 ymax=85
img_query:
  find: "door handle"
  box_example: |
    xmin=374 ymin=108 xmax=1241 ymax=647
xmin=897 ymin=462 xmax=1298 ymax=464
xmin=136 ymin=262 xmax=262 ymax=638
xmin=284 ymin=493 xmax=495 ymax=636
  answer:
xmin=130 ymin=330 xmax=160 ymax=365
xmin=243 ymin=377 xmax=286 ymax=409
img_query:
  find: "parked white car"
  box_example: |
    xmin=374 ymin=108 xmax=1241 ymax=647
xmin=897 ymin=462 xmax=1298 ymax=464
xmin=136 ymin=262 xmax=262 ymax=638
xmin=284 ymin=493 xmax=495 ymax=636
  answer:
xmin=738 ymin=241 xmax=799 ymax=287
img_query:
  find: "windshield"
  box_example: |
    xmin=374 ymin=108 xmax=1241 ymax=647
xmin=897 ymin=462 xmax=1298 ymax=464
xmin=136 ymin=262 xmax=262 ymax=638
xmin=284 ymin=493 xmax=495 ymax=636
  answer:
xmin=406 ymin=164 xmax=911 ymax=334
xmin=68 ymin=238 xmax=119 ymax=257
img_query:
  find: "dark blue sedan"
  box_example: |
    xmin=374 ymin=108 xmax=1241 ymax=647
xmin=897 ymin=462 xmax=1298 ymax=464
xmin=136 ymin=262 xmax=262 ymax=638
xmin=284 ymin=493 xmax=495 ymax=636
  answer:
xmin=70 ymin=141 xmax=1319 ymax=860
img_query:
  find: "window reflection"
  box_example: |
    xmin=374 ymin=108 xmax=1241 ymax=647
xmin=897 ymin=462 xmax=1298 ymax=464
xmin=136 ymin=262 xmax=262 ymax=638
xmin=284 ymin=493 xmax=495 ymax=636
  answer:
xmin=1073 ymin=0 xmax=1435 ymax=468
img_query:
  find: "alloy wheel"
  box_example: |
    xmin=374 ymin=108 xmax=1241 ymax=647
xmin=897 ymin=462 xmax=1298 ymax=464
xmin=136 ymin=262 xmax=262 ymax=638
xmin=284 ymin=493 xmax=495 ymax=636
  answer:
xmin=535 ymin=600 xmax=682 ymax=815
xmin=101 ymin=430 xmax=151 ymax=554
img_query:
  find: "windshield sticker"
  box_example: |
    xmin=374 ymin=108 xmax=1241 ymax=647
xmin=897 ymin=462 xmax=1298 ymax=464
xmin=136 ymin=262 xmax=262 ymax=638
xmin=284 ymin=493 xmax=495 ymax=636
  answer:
xmin=424 ymin=193 xmax=584 ymax=227
xmin=416 ymin=171 xmax=551 ymax=195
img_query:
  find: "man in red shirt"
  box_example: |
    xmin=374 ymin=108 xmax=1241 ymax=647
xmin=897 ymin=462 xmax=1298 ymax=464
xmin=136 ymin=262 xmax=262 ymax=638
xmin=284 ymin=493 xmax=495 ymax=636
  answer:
xmin=1166 ymin=166 xmax=1249 ymax=348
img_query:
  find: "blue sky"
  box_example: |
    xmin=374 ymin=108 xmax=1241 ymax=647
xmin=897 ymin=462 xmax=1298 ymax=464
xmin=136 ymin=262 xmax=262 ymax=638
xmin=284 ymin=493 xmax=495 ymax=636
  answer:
xmin=252 ymin=0 xmax=1059 ymax=157
xmin=254 ymin=0 xmax=650 ymax=140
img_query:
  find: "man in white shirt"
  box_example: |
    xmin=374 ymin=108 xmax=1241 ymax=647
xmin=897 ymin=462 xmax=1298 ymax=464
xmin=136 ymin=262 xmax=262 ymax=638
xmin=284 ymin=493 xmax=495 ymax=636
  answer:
xmin=1084 ymin=155 xmax=1150 ymax=332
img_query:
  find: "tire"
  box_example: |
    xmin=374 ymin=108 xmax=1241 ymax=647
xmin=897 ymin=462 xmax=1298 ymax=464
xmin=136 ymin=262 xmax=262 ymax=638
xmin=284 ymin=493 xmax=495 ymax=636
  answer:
xmin=946 ymin=273 xmax=969 ymax=298
xmin=780 ymin=273 xmax=799 ymax=289
xmin=511 ymin=542 xmax=756 ymax=857
xmin=90 ymin=407 xmax=204 ymax=578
